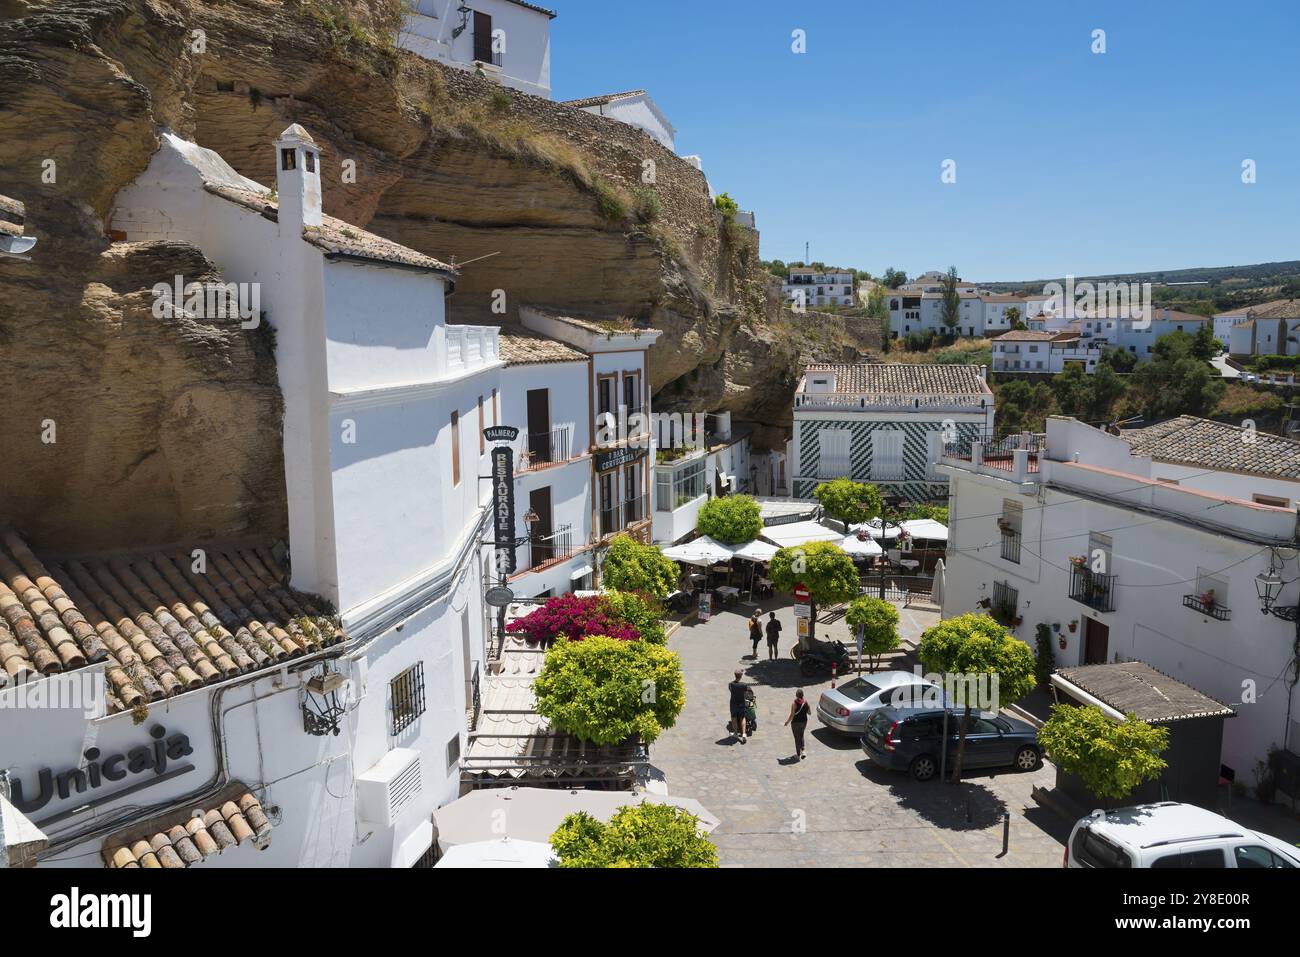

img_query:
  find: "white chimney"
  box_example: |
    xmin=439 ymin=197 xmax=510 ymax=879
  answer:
xmin=274 ymin=124 xmax=323 ymax=235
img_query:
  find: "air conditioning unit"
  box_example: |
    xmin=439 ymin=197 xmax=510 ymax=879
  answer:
xmin=356 ymin=748 xmax=423 ymax=827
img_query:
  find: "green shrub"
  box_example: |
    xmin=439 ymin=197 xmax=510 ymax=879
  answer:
xmin=592 ymin=176 xmax=628 ymax=224
xmin=601 ymin=534 xmax=678 ymax=599
xmin=603 ymin=589 xmax=667 ymax=645
xmin=1038 ymin=704 xmax=1168 ymax=803
xmin=845 ymin=596 xmax=900 ymax=671
xmin=550 ymin=804 xmax=718 ymax=868
xmin=813 ymin=478 xmax=882 ymax=527
xmin=713 ymin=192 xmax=739 ymax=218
xmin=695 ymin=495 xmax=762 ymax=544
xmin=631 ymin=187 xmax=661 ymax=224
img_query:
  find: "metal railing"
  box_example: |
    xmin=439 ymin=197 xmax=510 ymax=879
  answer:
xmin=600 ymin=495 xmax=649 ymax=537
xmin=999 ymin=527 xmax=1022 ymax=563
xmin=1070 ymin=565 xmax=1117 ymax=613
xmin=518 ymin=425 xmax=572 ymax=472
xmin=518 ymin=523 xmax=584 ymax=572
xmin=468 ymin=661 xmax=482 ymax=732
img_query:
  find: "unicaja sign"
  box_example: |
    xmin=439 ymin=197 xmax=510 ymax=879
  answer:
xmin=1041 ymin=274 xmax=1152 ymax=328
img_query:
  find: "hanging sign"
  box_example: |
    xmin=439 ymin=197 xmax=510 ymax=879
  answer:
xmin=492 ymin=446 xmax=516 ymax=573
xmin=594 ymin=445 xmax=646 ymax=473
xmin=793 ymin=603 xmax=812 ymax=620
xmin=484 ymin=425 xmax=519 ymax=444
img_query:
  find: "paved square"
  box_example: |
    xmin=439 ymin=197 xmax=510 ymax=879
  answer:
xmin=652 ymin=597 xmax=1070 ymax=867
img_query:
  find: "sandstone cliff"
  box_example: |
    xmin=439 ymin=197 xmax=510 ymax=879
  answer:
xmin=0 ymin=0 xmax=873 ymax=549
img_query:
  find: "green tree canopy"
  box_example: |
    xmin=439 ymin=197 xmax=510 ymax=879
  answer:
xmin=940 ymin=265 xmax=961 ymax=336
xmin=695 ymin=494 xmax=763 ymax=544
xmin=533 ymin=635 xmax=685 ymax=745
xmin=1038 ymin=704 xmax=1169 ymax=803
xmin=603 ymin=589 xmax=667 ymax=645
xmin=1131 ymin=331 xmax=1225 ymax=419
xmin=1100 ymin=346 xmax=1138 ymax=373
xmin=995 ymin=379 xmax=1057 ymax=434
xmin=846 ymin=596 xmax=900 ymax=671
xmin=714 ymin=192 xmax=739 ymax=218
xmin=813 ymin=478 xmax=883 ymax=528
xmin=768 ymin=541 xmax=859 ymax=608
xmin=918 ymin=613 xmax=1037 ymax=782
xmin=882 ymin=267 xmax=908 ymax=289
xmin=550 ymin=804 xmax=719 ymax=868
xmin=601 ymin=534 xmax=678 ymax=599
xmin=1006 ymin=306 xmax=1023 ymax=330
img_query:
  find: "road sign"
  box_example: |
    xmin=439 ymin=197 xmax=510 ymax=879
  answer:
xmin=793 ymin=603 xmax=811 ymax=620
xmin=793 ymin=582 xmax=810 ymax=603
xmin=796 ymin=618 xmax=810 ymax=638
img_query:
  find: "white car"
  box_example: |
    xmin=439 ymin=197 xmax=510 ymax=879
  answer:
xmin=816 ymin=670 xmax=941 ymax=736
xmin=1065 ymin=801 xmax=1300 ymax=868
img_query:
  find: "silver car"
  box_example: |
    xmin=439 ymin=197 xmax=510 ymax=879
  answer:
xmin=816 ymin=671 xmax=941 ymax=735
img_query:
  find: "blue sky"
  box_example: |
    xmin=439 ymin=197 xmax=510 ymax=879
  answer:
xmin=550 ymin=0 xmax=1299 ymax=281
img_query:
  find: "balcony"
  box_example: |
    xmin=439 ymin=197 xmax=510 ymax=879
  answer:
xmin=517 ymin=524 xmax=587 ymax=574
xmin=1182 ymin=594 xmax=1231 ymax=621
xmin=999 ymin=526 xmax=1021 ymax=563
xmin=517 ymin=425 xmax=573 ymax=473
xmin=1069 ymin=564 xmax=1117 ymax=613
xmin=443 ymin=324 xmax=500 ymax=376
xmin=599 ymin=495 xmax=650 ymax=538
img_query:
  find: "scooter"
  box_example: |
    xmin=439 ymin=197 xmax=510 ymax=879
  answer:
xmin=793 ymin=636 xmax=853 ymax=677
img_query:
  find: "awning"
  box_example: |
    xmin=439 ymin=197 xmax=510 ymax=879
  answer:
xmin=435 ymin=837 xmax=557 ymax=868
xmin=433 ymin=786 xmax=719 ymax=851
xmin=569 ymin=563 xmax=594 ymax=580
xmin=760 ymin=521 xmax=842 ymax=548
xmin=732 ymin=539 xmax=779 ymax=562
xmin=852 ymin=518 xmax=901 ymax=540
xmin=901 ymin=519 xmax=948 ymax=542
xmin=662 ymin=535 xmax=736 ymax=566
xmin=839 ymin=533 xmax=883 ymax=558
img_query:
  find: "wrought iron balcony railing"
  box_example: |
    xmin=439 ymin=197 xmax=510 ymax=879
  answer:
xmin=1069 ymin=565 xmax=1117 ymax=613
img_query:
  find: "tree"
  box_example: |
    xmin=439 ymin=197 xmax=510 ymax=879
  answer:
xmin=1100 ymin=346 xmax=1137 ymax=373
xmin=1005 ymin=306 xmax=1024 ymax=331
xmin=550 ymin=804 xmax=718 ymax=868
xmin=1191 ymin=321 xmax=1219 ymax=361
xmin=995 ymin=379 xmax=1057 ymax=434
xmin=533 ymin=636 xmax=685 ymax=745
xmin=601 ymin=534 xmax=678 ymax=599
xmin=1087 ymin=362 xmax=1128 ymax=420
xmin=1051 ymin=364 xmax=1092 ymax=418
xmin=695 ymin=494 xmax=762 ymax=544
xmin=603 ymin=589 xmax=667 ymax=645
xmin=813 ymin=478 xmax=882 ymax=530
xmin=846 ymin=596 xmax=900 ymax=671
xmin=1131 ymin=331 xmax=1225 ymax=419
xmin=882 ymin=267 xmax=908 ymax=289
xmin=917 ymin=613 xmax=1037 ymax=782
xmin=905 ymin=503 xmax=948 ymax=525
xmin=940 ymin=265 xmax=961 ymax=338
xmin=714 ymin=192 xmax=739 ymax=218
xmin=769 ymin=541 xmax=859 ymax=642
xmin=1038 ymin=704 xmax=1169 ymax=804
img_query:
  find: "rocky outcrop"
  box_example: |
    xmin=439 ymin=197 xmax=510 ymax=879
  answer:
xmin=0 ymin=0 xmax=835 ymax=550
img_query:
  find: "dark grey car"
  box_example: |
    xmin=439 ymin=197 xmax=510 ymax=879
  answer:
xmin=860 ymin=706 xmax=1042 ymax=781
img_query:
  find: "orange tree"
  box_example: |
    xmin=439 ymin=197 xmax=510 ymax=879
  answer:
xmin=768 ymin=541 xmax=859 ymax=643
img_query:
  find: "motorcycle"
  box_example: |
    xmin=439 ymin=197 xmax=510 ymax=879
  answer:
xmin=792 ymin=636 xmax=853 ymax=677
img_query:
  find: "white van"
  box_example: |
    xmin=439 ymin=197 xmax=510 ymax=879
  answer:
xmin=1065 ymin=802 xmax=1300 ymax=868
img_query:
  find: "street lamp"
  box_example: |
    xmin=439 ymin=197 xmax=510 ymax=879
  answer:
xmin=1255 ymin=549 xmax=1298 ymax=621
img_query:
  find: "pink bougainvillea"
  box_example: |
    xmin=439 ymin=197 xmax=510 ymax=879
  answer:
xmin=506 ymin=594 xmax=642 ymax=647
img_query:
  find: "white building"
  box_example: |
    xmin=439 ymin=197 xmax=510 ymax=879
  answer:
xmin=562 ymin=89 xmax=676 ymax=151
xmin=790 ymin=363 xmax=994 ymax=502
xmin=399 ymin=0 xmax=556 ymax=98
xmin=518 ymin=306 xmax=661 ymax=563
xmin=939 ymin=415 xmax=1300 ymax=778
xmin=785 ymin=268 xmax=856 ymax=309
xmin=991 ymin=328 xmax=1105 ymax=374
xmin=989 ymin=307 xmax=1213 ymax=374
xmin=3 ymin=125 xmax=504 ymax=869
xmin=652 ymin=412 xmax=752 ymax=545
xmin=1220 ymin=300 xmax=1300 ymax=357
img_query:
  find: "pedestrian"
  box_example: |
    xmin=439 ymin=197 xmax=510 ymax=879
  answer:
xmin=785 ymin=688 xmax=811 ymax=760
xmin=765 ymin=611 xmax=782 ymax=661
xmin=747 ymin=612 xmax=762 ymax=659
xmin=727 ymin=669 xmax=749 ymax=743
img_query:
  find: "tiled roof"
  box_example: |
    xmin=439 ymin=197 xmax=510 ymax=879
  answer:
xmin=562 ymin=89 xmax=646 ymax=109
xmin=524 ymin=305 xmax=661 ymax=338
xmin=800 ymin=363 xmax=991 ymax=395
xmin=503 ymin=0 xmax=557 ymax=18
xmin=0 ymin=194 xmax=23 ymax=238
xmin=991 ymin=330 xmax=1075 ymax=342
xmin=499 ymin=330 xmax=586 ymax=365
xmin=204 ymin=184 xmax=456 ymax=276
xmin=0 ymin=530 xmax=344 ymax=712
xmin=1120 ymin=415 xmax=1300 ymax=480
xmin=102 ymin=787 xmax=272 ymax=868
xmin=1055 ymin=660 xmax=1235 ymax=724
xmin=1244 ymin=299 xmax=1300 ymax=320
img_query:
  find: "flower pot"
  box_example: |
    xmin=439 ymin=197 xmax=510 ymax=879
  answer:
xmin=1058 ymin=637 xmax=1068 ymax=650
xmin=977 ymin=598 xmax=991 ymax=609
xmin=1068 ymin=621 xmax=1077 ymax=633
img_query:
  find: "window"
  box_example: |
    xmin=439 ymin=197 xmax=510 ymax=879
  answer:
xmin=390 ymin=663 xmax=426 ymax=735
xmin=491 ymin=388 xmax=499 ymax=426
xmin=478 ymin=395 xmax=485 ymax=454
xmin=817 ymin=428 xmax=851 ymax=478
xmin=304 ymin=150 xmax=316 ymax=173
xmin=597 ymin=374 xmax=616 ymax=417
xmin=1070 ymin=828 xmax=1132 ymax=868
xmin=280 ymin=147 xmax=296 ymax=170
xmin=870 ymin=430 xmax=904 ymax=480
xmin=670 ymin=459 xmax=706 ymax=508
xmin=622 ymin=372 xmax=641 ymax=416
xmin=446 ymin=733 xmax=462 ymax=770
xmin=992 ymin=580 xmax=1018 ymax=614
xmin=451 ymin=411 xmax=461 ymax=485
xmin=1150 ymin=848 xmax=1226 ymax=868
xmin=624 ymin=462 xmax=643 ymax=523
xmin=1234 ymin=844 xmax=1296 ymax=868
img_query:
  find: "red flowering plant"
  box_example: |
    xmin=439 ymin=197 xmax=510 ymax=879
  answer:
xmin=506 ymin=594 xmax=642 ymax=648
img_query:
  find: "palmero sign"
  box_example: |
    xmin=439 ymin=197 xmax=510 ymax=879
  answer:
xmin=492 ymin=445 xmax=516 ymax=574
xmin=8 ymin=724 xmax=196 ymax=818
xmin=484 ymin=425 xmax=519 ymax=443
xmin=593 ymin=445 xmax=646 ymax=473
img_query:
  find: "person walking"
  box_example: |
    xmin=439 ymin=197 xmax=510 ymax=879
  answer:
xmin=727 ymin=669 xmax=749 ymax=743
xmin=765 ymin=611 xmax=782 ymax=661
xmin=784 ymin=688 xmax=811 ymax=760
xmin=747 ymin=612 xmax=762 ymax=659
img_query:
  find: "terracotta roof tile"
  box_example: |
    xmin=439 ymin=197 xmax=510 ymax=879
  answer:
xmin=203 ymin=184 xmax=456 ymax=276
xmin=524 ymin=305 xmax=661 ymax=338
xmin=562 ymin=89 xmax=647 ymax=109
xmin=800 ymin=363 xmax=991 ymax=395
xmin=1244 ymin=299 xmax=1300 ymax=320
xmin=499 ymin=330 xmax=586 ymax=365
xmin=102 ymin=786 xmax=273 ymax=868
xmin=1120 ymin=415 xmax=1300 ymax=480
xmin=0 ymin=530 xmax=344 ymax=712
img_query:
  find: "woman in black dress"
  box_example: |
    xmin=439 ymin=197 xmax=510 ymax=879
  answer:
xmin=784 ymin=689 xmax=811 ymax=760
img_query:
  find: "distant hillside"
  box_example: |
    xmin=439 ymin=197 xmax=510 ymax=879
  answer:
xmin=984 ymin=260 xmax=1300 ymax=290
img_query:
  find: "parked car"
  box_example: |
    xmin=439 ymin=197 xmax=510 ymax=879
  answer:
xmin=1065 ymin=801 xmax=1300 ymax=868
xmin=860 ymin=706 xmax=1042 ymax=781
xmin=817 ymin=671 xmax=940 ymax=736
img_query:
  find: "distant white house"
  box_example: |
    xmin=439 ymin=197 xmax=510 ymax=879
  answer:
xmin=562 ymin=89 xmax=676 ymax=151
xmin=1219 ymin=300 xmax=1300 ymax=357
xmin=399 ymin=0 xmax=556 ymax=99
xmin=785 ymin=268 xmax=856 ymax=309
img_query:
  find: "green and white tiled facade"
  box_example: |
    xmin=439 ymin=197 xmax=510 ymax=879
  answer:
xmin=792 ymin=416 xmax=985 ymax=502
